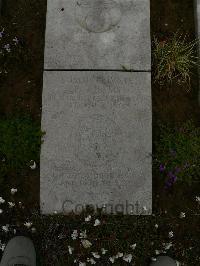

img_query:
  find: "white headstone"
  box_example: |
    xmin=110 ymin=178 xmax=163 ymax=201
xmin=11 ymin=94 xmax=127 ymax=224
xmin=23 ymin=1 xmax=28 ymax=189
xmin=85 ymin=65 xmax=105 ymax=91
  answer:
xmin=41 ymin=71 xmax=152 ymax=214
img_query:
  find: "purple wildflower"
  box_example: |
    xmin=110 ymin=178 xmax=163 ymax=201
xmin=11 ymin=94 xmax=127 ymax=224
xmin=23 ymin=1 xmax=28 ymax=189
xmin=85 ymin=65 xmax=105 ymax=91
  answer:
xmin=168 ymin=171 xmax=177 ymax=181
xmin=164 ymin=180 xmax=172 ymax=189
xmin=159 ymin=164 xmax=165 ymax=172
xmin=164 ymin=171 xmax=177 ymax=189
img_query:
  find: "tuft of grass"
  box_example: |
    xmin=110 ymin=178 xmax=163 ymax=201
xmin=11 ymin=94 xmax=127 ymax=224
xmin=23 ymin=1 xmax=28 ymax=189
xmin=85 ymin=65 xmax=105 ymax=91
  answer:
xmin=152 ymin=33 xmax=198 ymax=89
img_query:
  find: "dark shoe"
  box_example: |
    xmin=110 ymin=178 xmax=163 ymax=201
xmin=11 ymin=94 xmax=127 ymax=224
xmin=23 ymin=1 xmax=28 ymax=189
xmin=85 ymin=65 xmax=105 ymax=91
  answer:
xmin=0 ymin=236 xmax=36 ymax=266
xmin=150 ymin=256 xmax=178 ymax=266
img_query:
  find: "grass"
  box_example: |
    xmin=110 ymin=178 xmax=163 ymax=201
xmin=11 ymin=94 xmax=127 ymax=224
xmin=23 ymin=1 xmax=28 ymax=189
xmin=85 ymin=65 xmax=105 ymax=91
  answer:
xmin=154 ymin=120 xmax=200 ymax=186
xmin=152 ymin=34 xmax=198 ymax=89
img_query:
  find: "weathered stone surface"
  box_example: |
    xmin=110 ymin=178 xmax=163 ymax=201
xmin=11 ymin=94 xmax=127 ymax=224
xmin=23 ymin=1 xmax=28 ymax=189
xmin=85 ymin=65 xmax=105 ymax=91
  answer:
xmin=40 ymin=71 xmax=152 ymax=214
xmin=44 ymin=0 xmax=151 ymax=70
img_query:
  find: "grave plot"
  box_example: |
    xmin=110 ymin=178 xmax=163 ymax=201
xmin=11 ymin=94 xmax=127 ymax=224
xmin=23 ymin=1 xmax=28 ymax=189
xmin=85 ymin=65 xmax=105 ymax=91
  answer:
xmin=41 ymin=0 xmax=152 ymax=214
xmin=44 ymin=0 xmax=151 ymax=70
xmin=40 ymin=72 xmax=152 ymax=214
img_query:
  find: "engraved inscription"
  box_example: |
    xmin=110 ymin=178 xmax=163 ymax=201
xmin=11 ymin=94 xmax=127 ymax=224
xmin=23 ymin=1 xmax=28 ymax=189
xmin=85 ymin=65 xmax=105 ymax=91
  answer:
xmin=75 ymin=0 xmax=122 ymax=33
xmin=73 ymin=114 xmax=122 ymax=167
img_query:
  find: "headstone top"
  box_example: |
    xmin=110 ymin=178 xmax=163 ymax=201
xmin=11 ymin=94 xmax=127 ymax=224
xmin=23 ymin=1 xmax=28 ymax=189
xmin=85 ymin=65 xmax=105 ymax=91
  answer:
xmin=44 ymin=0 xmax=151 ymax=70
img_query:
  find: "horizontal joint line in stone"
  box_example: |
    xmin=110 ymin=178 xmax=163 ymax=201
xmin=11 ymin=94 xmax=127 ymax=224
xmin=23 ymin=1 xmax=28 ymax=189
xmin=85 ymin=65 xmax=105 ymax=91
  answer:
xmin=44 ymin=69 xmax=151 ymax=73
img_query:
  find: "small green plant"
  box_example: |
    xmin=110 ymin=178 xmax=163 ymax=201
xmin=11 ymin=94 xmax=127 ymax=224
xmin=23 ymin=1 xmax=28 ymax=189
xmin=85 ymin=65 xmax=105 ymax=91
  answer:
xmin=0 ymin=115 xmax=44 ymax=180
xmin=152 ymin=34 xmax=198 ymax=88
xmin=155 ymin=121 xmax=200 ymax=187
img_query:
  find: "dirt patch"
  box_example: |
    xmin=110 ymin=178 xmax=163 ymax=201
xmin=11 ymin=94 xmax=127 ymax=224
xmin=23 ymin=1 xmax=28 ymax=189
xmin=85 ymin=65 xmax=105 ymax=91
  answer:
xmin=0 ymin=0 xmax=46 ymax=119
xmin=0 ymin=0 xmax=47 ymax=206
xmin=151 ymin=0 xmax=200 ymax=216
xmin=151 ymin=0 xmax=195 ymax=38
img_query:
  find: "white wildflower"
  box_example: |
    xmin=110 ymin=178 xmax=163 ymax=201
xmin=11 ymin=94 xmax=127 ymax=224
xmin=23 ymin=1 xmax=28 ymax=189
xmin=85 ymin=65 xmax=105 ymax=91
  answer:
xmin=179 ymin=212 xmax=186 ymax=219
xmin=31 ymin=227 xmax=36 ymax=233
xmin=85 ymin=215 xmax=92 ymax=222
xmin=155 ymin=250 xmax=161 ymax=255
xmin=155 ymin=224 xmax=159 ymax=228
xmin=24 ymin=222 xmax=32 ymax=228
xmin=168 ymin=231 xmax=174 ymax=238
xmin=11 ymin=188 xmax=17 ymax=195
xmin=30 ymin=160 xmax=36 ymax=170
xmin=101 ymin=248 xmax=108 ymax=254
xmin=123 ymin=254 xmax=132 ymax=263
xmin=94 ymin=219 xmax=100 ymax=227
xmin=0 ymin=209 xmax=3 ymax=214
xmin=0 ymin=241 xmax=5 ymax=251
xmin=2 ymin=225 xmax=9 ymax=232
xmin=195 ymin=196 xmax=200 ymax=203
xmin=79 ymin=230 xmax=87 ymax=239
xmin=115 ymin=252 xmax=123 ymax=258
xmin=109 ymin=256 xmax=115 ymax=263
xmin=81 ymin=239 xmax=92 ymax=249
xmin=68 ymin=245 xmax=74 ymax=255
xmin=71 ymin=230 xmax=78 ymax=240
xmin=4 ymin=44 xmax=11 ymax=52
xmin=163 ymin=242 xmax=173 ymax=250
xmin=151 ymin=257 xmax=157 ymax=262
xmin=58 ymin=233 xmax=65 ymax=239
xmin=92 ymin=252 xmax=100 ymax=259
xmin=130 ymin=243 xmax=137 ymax=250
xmin=0 ymin=197 xmax=5 ymax=204
xmin=0 ymin=244 xmax=5 ymax=251
xmin=87 ymin=258 xmax=96 ymax=264
xmin=8 ymin=202 xmax=15 ymax=208
xmin=13 ymin=37 xmax=19 ymax=45
xmin=90 ymin=259 xmax=96 ymax=265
